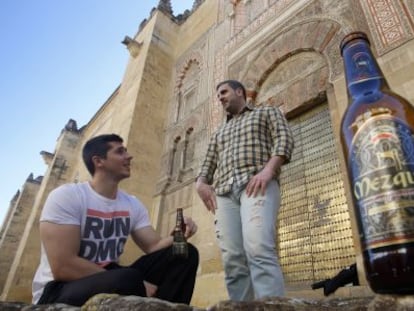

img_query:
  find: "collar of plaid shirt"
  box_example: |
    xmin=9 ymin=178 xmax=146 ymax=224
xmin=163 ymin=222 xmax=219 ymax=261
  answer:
xmin=225 ymin=104 xmax=253 ymax=122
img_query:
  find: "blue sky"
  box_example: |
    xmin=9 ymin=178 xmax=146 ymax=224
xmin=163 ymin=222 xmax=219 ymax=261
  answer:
xmin=0 ymin=0 xmax=195 ymax=228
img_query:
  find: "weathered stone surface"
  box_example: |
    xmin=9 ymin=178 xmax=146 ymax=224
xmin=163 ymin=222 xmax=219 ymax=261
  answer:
xmin=368 ymin=295 xmax=414 ymax=311
xmin=1 ymin=295 xmax=414 ymax=311
xmin=209 ymin=296 xmax=372 ymax=311
xmin=0 ymin=301 xmax=78 ymax=311
xmin=80 ymin=294 xmax=199 ymax=311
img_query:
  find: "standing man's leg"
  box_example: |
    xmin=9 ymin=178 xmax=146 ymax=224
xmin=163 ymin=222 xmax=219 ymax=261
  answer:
xmin=129 ymin=244 xmax=199 ymax=304
xmin=240 ymin=180 xmax=285 ymax=298
xmin=215 ymin=192 xmax=254 ymax=301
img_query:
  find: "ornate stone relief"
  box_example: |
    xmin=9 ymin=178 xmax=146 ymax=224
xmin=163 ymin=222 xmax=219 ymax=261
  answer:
xmin=255 ymin=52 xmax=329 ymax=117
xmin=175 ymin=51 xmax=203 ymax=91
xmin=156 ymin=49 xmax=205 ymax=194
xmin=212 ymin=0 xmax=354 ymax=133
xmin=223 ymin=19 xmax=344 ymax=115
xmin=358 ymin=0 xmax=414 ymax=55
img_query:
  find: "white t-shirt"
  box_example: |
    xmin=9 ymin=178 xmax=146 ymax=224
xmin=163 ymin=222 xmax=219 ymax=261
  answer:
xmin=32 ymin=182 xmax=151 ymax=303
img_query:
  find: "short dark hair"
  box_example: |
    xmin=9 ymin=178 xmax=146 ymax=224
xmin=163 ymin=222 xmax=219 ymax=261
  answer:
xmin=82 ymin=134 xmax=123 ymax=175
xmin=216 ymin=80 xmax=247 ymax=100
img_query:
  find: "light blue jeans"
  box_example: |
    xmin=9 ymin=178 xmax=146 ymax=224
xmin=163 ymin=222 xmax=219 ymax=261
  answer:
xmin=215 ymin=180 xmax=285 ymax=301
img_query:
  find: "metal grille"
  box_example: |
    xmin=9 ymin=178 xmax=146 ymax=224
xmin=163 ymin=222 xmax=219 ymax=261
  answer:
xmin=278 ymin=103 xmax=356 ymax=287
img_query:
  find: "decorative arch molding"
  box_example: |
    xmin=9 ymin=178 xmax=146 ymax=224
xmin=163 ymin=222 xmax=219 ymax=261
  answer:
xmin=255 ymin=51 xmax=329 ymax=117
xmin=172 ymin=50 xmax=204 ymax=124
xmin=167 ymin=114 xmax=200 ymax=143
xmin=175 ymin=51 xmax=203 ymax=91
xmin=241 ymin=18 xmax=348 ymax=97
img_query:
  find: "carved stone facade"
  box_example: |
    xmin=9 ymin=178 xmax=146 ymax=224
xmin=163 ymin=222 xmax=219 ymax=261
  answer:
xmin=1 ymin=0 xmax=414 ymax=308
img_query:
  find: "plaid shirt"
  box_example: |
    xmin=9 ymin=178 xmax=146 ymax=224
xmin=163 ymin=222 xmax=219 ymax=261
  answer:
xmin=198 ymin=105 xmax=294 ymax=195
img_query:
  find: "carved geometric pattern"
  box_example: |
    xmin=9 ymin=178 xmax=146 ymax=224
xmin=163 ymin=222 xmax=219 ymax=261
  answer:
xmin=226 ymin=0 xmax=297 ymax=50
xmin=359 ymin=0 xmax=414 ymax=55
xmin=255 ymin=51 xmax=329 ymax=117
xmin=242 ymin=20 xmax=342 ymax=90
xmin=212 ymin=1 xmax=300 ymax=134
xmin=212 ymin=0 xmax=354 ymax=133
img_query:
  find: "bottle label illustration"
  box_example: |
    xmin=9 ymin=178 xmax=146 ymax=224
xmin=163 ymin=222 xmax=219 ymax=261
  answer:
xmin=349 ymin=111 xmax=414 ymax=251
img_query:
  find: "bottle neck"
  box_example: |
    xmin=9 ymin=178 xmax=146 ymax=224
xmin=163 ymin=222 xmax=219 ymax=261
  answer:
xmin=176 ymin=209 xmax=185 ymax=231
xmin=342 ymin=39 xmax=389 ymax=98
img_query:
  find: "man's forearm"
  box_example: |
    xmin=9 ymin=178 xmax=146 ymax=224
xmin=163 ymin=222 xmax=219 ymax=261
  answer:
xmin=196 ymin=176 xmax=209 ymax=184
xmin=52 ymin=256 xmax=105 ymax=281
xmin=263 ymin=155 xmax=286 ymax=176
xmin=146 ymin=236 xmax=174 ymax=253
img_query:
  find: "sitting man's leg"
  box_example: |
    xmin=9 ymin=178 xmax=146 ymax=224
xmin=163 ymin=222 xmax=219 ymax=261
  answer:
xmin=38 ymin=268 xmax=146 ymax=306
xmin=129 ymin=243 xmax=199 ymax=304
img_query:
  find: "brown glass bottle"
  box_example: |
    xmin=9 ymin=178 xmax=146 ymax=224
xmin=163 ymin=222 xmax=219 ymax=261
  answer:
xmin=172 ymin=208 xmax=188 ymax=258
xmin=340 ymin=31 xmax=414 ymax=294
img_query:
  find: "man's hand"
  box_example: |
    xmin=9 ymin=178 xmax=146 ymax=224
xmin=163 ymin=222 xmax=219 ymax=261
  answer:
xmin=195 ymin=180 xmax=217 ymax=214
xmin=246 ymin=155 xmax=285 ymax=197
xmin=183 ymin=216 xmax=198 ymax=239
xmin=245 ymin=168 xmax=274 ymax=197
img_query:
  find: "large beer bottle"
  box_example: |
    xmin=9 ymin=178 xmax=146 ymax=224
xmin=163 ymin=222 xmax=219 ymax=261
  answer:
xmin=340 ymin=31 xmax=414 ymax=294
xmin=172 ymin=208 xmax=188 ymax=258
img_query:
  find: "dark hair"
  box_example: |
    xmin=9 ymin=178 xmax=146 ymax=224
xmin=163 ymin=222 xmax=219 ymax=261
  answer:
xmin=216 ymin=80 xmax=247 ymax=100
xmin=82 ymin=134 xmax=124 ymax=175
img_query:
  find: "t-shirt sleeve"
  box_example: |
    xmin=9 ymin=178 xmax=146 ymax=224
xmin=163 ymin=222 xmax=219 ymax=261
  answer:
xmin=128 ymin=196 xmax=152 ymax=231
xmin=40 ymin=184 xmax=81 ymax=225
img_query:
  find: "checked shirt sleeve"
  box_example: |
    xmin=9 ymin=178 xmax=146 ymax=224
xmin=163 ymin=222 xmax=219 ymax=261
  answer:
xmin=267 ymin=107 xmax=294 ymax=163
xmin=197 ymin=133 xmax=219 ymax=185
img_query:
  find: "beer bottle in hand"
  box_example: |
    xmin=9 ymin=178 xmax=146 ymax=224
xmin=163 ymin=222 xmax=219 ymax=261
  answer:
xmin=340 ymin=31 xmax=414 ymax=294
xmin=172 ymin=208 xmax=188 ymax=258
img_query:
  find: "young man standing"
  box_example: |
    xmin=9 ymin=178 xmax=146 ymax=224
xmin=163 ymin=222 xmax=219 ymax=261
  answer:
xmin=33 ymin=134 xmax=199 ymax=306
xmin=196 ymin=80 xmax=294 ymax=301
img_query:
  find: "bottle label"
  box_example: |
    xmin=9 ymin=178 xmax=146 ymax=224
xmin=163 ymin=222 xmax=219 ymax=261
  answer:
xmin=349 ymin=112 xmax=414 ymax=251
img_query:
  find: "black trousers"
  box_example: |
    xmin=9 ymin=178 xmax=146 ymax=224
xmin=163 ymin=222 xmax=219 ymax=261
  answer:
xmin=37 ymin=244 xmax=199 ymax=306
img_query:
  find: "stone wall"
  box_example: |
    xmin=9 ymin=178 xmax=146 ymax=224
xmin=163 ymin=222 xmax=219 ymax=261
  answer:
xmin=0 ymin=175 xmax=41 ymax=295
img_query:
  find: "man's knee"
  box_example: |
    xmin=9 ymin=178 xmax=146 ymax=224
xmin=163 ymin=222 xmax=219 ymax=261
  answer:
xmin=110 ymin=268 xmax=146 ymax=295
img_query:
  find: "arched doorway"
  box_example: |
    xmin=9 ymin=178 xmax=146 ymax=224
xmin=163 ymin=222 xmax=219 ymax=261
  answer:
xmin=255 ymin=51 xmax=355 ymax=288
